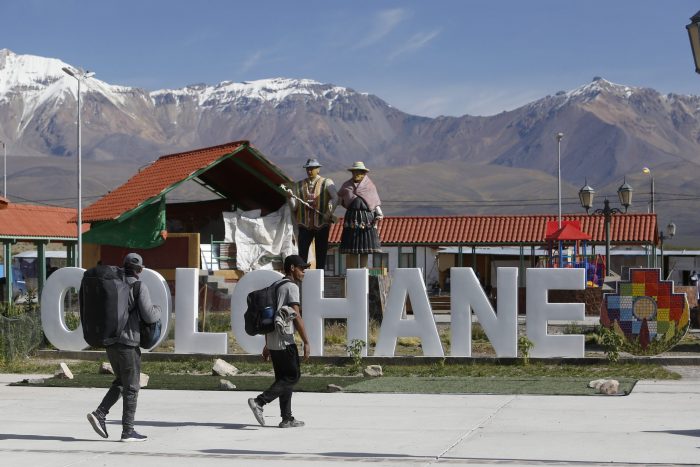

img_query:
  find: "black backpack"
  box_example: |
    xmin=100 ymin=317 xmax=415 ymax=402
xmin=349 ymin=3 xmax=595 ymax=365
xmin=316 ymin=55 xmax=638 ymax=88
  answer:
xmin=244 ymin=279 xmax=291 ymax=336
xmin=79 ymin=265 xmax=132 ymax=347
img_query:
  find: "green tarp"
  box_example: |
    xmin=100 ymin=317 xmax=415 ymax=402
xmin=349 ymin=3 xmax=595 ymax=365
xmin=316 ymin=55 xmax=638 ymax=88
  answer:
xmin=83 ymin=198 xmax=166 ymax=249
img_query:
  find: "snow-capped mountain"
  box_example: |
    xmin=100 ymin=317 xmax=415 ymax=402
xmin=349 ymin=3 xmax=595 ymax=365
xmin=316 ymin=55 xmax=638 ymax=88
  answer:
xmin=1 ymin=49 xmax=700 ymax=242
xmin=0 ymin=49 xmax=401 ymax=167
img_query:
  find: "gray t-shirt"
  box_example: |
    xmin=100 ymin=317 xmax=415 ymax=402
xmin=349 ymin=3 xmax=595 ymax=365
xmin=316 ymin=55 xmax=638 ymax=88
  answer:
xmin=266 ymin=279 xmax=300 ymax=350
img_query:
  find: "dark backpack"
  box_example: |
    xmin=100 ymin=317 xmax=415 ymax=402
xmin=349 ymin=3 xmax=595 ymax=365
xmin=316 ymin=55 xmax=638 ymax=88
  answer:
xmin=244 ymin=279 xmax=291 ymax=336
xmin=131 ymin=281 xmax=162 ymax=349
xmin=79 ymin=265 xmax=132 ymax=347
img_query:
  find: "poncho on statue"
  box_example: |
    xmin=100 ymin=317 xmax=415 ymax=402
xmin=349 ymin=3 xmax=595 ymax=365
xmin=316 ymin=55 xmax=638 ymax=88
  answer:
xmin=337 ymin=175 xmax=382 ymax=254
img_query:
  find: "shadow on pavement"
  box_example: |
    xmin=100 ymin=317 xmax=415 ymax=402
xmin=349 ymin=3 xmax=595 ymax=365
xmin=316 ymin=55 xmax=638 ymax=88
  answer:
xmin=202 ymin=448 xmax=418 ymax=459
xmin=118 ymin=420 xmax=253 ymax=430
xmin=0 ymin=434 xmax=101 ymax=442
xmin=644 ymin=429 xmax=700 ymax=438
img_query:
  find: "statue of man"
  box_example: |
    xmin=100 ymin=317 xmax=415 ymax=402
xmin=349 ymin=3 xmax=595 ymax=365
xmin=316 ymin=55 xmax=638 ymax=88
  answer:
xmin=286 ymin=158 xmax=338 ymax=270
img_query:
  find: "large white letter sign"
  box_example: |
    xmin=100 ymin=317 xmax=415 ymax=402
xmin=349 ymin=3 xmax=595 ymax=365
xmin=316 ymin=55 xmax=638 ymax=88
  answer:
xmin=41 ymin=267 xmax=171 ymax=351
xmin=375 ymin=268 xmax=444 ymax=357
xmin=230 ymin=269 xmax=284 ymax=355
xmin=41 ymin=267 xmax=87 ymax=351
xmin=303 ymin=268 xmax=368 ymax=356
xmin=450 ymin=267 xmax=518 ymax=357
xmin=174 ymin=268 xmax=227 ymax=354
xmin=526 ymin=268 xmax=585 ymax=358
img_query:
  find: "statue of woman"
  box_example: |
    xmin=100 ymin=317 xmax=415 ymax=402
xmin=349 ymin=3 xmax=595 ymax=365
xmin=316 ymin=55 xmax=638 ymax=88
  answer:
xmin=337 ymin=161 xmax=383 ymax=268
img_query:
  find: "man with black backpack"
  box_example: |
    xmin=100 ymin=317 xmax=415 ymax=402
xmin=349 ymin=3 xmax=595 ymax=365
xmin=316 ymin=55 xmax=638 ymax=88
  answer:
xmin=86 ymin=253 xmax=161 ymax=442
xmin=248 ymin=255 xmax=311 ymax=428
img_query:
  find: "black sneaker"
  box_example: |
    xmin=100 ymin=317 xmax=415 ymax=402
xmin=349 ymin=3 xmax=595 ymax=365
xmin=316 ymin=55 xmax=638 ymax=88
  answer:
xmin=120 ymin=430 xmax=148 ymax=442
xmin=87 ymin=411 xmax=108 ymax=438
xmin=248 ymin=398 xmax=265 ymax=426
xmin=279 ymin=418 xmax=305 ymax=428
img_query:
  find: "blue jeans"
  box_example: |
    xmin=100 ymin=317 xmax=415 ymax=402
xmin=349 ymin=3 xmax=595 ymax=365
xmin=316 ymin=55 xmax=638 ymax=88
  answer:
xmin=98 ymin=343 xmax=141 ymax=433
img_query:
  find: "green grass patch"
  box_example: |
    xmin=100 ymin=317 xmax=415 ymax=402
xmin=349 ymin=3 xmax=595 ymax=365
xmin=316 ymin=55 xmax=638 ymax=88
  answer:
xmin=379 ymin=361 xmax=678 ymax=380
xmin=12 ymin=374 xmax=364 ymax=392
xmin=1 ymin=358 xmax=680 ymax=380
xmin=12 ymin=373 xmax=637 ymax=396
xmin=344 ymin=376 xmax=637 ymax=395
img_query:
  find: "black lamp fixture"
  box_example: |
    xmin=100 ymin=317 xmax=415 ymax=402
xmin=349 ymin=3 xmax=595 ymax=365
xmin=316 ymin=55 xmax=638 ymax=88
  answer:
xmin=578 ymin=180 xmax=595 ymax=213
xmin=617 ymin=179 xmax=633 ymax=211
xmin=687 ymin=11 xmax=700 ymax=74
xmin=578 ymin=179 xmax=633 ymax=214
xmin=578 ymin=179 xmax=633 ymax=278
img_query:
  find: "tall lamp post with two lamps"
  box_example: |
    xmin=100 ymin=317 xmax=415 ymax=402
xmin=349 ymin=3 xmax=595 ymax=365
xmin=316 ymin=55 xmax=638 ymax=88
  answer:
xmin=579 ymin=180 xmax=633 ymax=278
xmin=62 ymin=66 xmax=94 ymax=269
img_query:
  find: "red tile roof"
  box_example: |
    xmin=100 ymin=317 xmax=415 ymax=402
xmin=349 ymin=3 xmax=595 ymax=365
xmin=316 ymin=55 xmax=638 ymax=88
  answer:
xmin=82 ymin=141 xmax=291 ymax=223
xmin=0 ymin=201 xmax=87 ymax=240
xmin=329 ymin=214 xmax=657 ymax=245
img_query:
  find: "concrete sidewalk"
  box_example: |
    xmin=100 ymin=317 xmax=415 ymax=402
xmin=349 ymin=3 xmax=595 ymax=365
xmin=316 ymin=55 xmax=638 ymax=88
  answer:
xmin=0 ymin=371 xmax=698 ymax=466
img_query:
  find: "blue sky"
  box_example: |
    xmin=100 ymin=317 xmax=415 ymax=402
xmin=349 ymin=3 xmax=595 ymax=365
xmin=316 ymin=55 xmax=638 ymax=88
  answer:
xmin=2 ymin=0 xmax=699 ymax=117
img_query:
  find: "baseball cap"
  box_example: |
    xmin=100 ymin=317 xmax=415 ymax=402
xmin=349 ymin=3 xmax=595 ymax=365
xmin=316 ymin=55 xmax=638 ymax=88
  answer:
xmin=284 ymin=254 xmax=310 ymax=271
xmin=123 ymin=253 xmax=144 ymax=268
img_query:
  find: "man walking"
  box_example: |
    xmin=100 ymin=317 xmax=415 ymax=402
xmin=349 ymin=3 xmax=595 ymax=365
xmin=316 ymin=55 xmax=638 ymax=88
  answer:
xmin=286 ymin=158 xmax=338 ymax=270
xmin=87 ymin=253 xmax=161 ymax=442
xmin=248 ymin=255 xmax=311 ymax=428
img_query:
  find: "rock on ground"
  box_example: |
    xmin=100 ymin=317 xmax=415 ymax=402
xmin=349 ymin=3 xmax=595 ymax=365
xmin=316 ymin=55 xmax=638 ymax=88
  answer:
xmin=53 ymin=362 xmax=74 ymax=380
xmin=212 ymin=359 xmax=239 ymax=377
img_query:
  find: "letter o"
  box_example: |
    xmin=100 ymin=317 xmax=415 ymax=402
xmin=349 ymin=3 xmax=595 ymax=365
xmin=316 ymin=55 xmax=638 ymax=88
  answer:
xmin=40 ymin=267 xmax=87 ymax=351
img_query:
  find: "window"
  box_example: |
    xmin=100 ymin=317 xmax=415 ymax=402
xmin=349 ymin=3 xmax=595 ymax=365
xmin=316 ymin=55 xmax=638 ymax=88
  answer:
xmin=372 ymin=253 xmax=389 ymax=269
xmin=399 ymin=252 xmax=415 ymax=268
xmin=325 ymin=253 xmax=336 ymax=276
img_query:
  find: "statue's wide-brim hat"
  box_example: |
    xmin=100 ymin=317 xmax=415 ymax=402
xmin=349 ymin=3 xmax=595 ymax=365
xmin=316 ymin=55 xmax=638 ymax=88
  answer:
xmin=347 ymin=161 xmax=369 ymax=172
xmin=303 ymin=158 xmax=322 ymax=168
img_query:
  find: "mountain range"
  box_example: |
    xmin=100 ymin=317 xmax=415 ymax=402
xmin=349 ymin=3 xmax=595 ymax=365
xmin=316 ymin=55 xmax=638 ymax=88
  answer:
xmin=0 ymin=49 xmax=698 ymax=245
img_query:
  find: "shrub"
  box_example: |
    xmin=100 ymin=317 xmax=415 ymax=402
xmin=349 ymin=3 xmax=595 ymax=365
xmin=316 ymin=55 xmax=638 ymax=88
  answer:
xmin=518 ymin=335 xmax=534 ymax=365
xmin=345 ymin=339 xmax=366 ymax=368
xmin=597 ymin=326 xmax=624 ymax=363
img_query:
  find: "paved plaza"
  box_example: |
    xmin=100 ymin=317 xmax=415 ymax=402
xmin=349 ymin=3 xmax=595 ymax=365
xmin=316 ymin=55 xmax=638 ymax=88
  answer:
xmin=0 ymin=370 xmax=699 ymax=466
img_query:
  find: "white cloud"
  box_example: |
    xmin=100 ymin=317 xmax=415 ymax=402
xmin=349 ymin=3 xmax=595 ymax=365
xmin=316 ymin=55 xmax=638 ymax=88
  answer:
xmin=354 ymin=8 xmax=407 ymax=48
xmin=388 ymin=29 xmax=441 ymax=61
xmin=388 ymin=84 xmax=547 ymax=117
xmin=241 ymin=50 xmax=264 ymax=74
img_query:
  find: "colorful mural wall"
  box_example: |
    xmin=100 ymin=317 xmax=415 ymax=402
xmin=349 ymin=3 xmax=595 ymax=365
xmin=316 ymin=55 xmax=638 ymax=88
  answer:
xmin=601 ymin=268 xmax=689 ymax=355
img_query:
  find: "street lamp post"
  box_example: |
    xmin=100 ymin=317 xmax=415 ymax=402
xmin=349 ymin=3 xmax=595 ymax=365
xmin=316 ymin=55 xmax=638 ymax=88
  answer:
xmin=1 ymin=140 xmax=5 ymax=198
xmin=642 ymin=167 xmax=654 ymax=213
xmin=659 ymin=221 xmax=677 ymax=279
xmin=556 ymin=132 xmax=564 ymax=228
xmin=579 ymin=181 xmax=633 ymax=278
xmin=62 ymin=67 xmax=94 ymax=269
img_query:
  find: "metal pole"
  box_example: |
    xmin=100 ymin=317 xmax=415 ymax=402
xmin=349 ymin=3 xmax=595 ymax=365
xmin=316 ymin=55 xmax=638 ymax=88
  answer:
xmin=77 ymin=76 xmax=82 ymax=269
xmin=660 ymin=233 xmax=665 ymax=278
xmin=1 ymin=140 xmax=5 ymax=198
xmin=556 ymin=133 xmax=563 ymax=228
xmin=604 ymin=199 xmax=611 ymax=277
xmin=63 ymin=67 xmax=93 ymax=268
xmin=650 ymin=176 xmax=655 ymax=214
